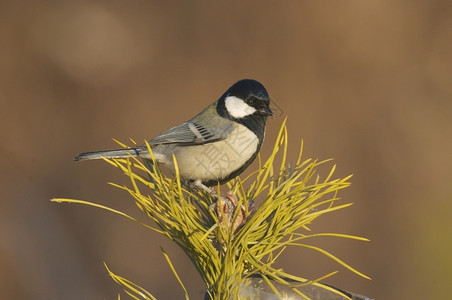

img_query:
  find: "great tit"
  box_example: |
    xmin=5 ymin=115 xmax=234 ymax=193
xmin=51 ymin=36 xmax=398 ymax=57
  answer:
xmin=75 ymin=79 xmax=273 ymax=189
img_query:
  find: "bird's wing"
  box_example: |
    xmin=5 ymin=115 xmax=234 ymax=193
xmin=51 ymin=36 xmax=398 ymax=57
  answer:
xmin=149 ymin=121 xmax=232 ymax=146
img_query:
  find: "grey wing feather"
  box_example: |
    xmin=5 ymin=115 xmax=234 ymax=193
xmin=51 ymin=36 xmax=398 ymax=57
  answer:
xmin=149 ymin=121 xmax=231 ymax=145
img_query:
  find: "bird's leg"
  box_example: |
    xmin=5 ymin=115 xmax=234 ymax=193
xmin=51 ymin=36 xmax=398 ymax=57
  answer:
xmin=192 ymin=179 xmax=214 ymax=194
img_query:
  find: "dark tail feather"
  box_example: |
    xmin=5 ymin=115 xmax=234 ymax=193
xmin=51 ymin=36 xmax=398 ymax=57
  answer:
xmin=74 ymin=148 xmax=141 ymax=161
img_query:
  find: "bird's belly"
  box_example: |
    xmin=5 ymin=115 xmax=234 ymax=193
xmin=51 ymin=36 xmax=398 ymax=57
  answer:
xmin=168 ymin=126 xmax=259 ymax=182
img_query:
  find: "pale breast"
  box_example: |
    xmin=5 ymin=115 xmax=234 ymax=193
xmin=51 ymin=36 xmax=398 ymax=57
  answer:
xmin=157 ymin=124 xmax=259 ymax=182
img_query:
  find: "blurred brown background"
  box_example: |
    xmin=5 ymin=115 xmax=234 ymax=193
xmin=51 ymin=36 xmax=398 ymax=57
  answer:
xmin=1 ymin=1 xmax=451 ymax=299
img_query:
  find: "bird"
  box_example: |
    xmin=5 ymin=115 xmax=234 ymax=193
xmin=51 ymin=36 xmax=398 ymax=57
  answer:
xmin=74 ymin=79 xmax=273 ymax=190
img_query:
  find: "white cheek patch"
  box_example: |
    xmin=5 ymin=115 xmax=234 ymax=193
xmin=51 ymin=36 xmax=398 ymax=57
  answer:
xmin=224 ymin=96 xmax=256 ymax=118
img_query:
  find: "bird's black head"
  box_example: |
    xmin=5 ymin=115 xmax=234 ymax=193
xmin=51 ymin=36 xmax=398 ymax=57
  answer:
xmin=217 ymin=79 xmax=273 ymax=142
xmin=218 ymin=79 xmax=273 ymax=120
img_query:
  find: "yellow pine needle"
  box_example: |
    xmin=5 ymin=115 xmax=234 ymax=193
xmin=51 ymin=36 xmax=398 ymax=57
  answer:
xmin=54 ymin=119 xmax=370 ymax=299
xmin=105 ymin=262 xmax=157 ymax=300
xmin=161 ymin=248 xmax=189 ymax=300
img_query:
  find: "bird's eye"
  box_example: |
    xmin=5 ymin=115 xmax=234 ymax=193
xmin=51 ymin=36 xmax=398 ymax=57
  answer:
xmin=245 ymin=97 xmax=256 ymax=106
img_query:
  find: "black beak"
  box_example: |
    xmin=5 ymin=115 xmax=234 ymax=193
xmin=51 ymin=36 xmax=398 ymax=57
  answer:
xmin=258 ymin=106 xmax=273 ymax=116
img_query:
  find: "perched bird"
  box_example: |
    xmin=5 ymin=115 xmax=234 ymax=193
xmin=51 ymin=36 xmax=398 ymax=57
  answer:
xmin=75 ymin=79 xmax=272 ymax=190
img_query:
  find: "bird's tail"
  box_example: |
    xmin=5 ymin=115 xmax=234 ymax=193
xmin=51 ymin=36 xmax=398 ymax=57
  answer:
xmin=74 ymin=148 xmax=142 ymax=161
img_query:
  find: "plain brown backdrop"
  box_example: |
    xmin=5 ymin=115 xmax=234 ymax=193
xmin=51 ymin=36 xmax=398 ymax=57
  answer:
xmin=1 ymin=1 xmax=451 ymax=299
